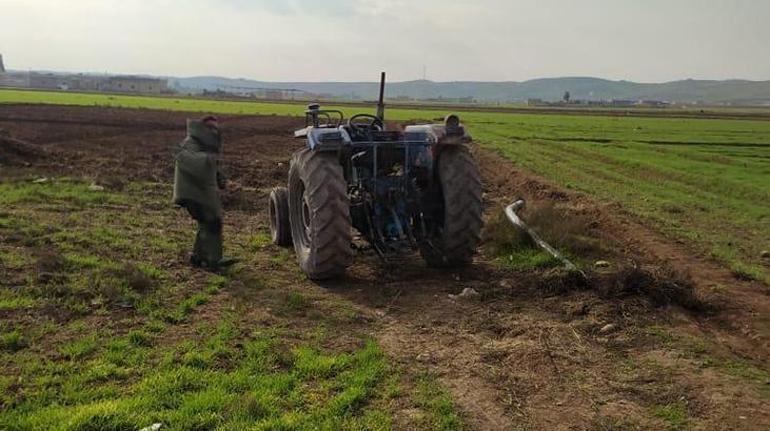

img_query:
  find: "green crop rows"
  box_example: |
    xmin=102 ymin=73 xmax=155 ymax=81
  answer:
xmin=2 ymin=88 xmax=769 ymax=282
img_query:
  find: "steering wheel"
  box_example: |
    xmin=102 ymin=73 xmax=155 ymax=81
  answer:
xmin=347 ymin=114 xmax=383 ymax=134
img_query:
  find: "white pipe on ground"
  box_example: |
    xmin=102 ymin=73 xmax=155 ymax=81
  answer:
xmin=504 ymin=199 xmax=580 ymax=273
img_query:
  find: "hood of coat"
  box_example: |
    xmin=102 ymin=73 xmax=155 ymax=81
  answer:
xmin=186 ymin=119 xmax=221 ymax=152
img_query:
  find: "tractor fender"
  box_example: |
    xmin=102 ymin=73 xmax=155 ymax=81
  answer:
xmin=305 ymin=127 xmax=352 ymax=151
xmin=403 ymin=123 xmax=472 ymax=145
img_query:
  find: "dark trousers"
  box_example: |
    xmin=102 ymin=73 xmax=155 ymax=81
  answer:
xmin=182 ymin=201 xmax=223 ymax=265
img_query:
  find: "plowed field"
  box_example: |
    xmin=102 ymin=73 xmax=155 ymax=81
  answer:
xmin=1 ymin=104 xmax=769 ymax=430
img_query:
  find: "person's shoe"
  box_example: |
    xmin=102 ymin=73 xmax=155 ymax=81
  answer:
xmin=217 ymin=257 xmax=239 ymax=268
xmin=197 ymin=257 xmax=239 ymax=273
xmin=189 ymin=254 xmax=203 ymax=268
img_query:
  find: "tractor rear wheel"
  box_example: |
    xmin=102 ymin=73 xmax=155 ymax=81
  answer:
xmin=268 ymin=187 xmax=292 ymax=246
xmin=420 ymin=146 xmax=483 ymax=267
xmin=288 ymin=149 xmax=352 ymax=280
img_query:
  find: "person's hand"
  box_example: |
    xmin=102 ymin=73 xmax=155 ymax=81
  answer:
xmin=217 ymin=171 xmax=227 ymax=190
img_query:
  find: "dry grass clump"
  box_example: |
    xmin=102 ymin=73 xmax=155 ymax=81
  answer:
xmin=522 ymin=202 xmax=605 ymax=257
xmin=596 ymin=264 xmax=706 ymax=310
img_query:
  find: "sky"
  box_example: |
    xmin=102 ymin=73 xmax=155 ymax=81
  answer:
xmin=1 ymin=0 xmax=769 ymax=83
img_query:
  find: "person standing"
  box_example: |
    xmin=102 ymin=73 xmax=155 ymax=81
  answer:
xmin=173 ymin=115 xmax=236 ymax=270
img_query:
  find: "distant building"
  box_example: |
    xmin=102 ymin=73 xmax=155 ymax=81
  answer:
xmin=0 ymin=67 xmax=170 ymax=94
xmin=29 ymin=72 xmax=69 ymax=90
xmin=637 ymin=100 xmax=670 ymax=107
xmin=0 ymin=72 xmax=29 ymax=88
xmin=610 ymin=99 xmax=636 ymax=107
xmin=197 ymin=86 xmax=311 ymax=100
xmin=103 ymin=76 xmax=168 ymax=94
xmin=263 ymin=89 xmax=285 ymax=99
xmin=253 ymin=88 xmax=308 ymax=100
xmin=0 ymin=55 xmax=29 ymax=88
xmin=67 ymin=75 xmax=104 ymax=92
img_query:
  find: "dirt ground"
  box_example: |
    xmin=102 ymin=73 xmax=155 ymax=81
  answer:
xmin=1 ymin=104 xmax=769 ymax=430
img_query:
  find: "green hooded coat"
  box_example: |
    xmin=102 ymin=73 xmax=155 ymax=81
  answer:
xmin=173 ymin=120 xmax=223 ymax=217
xmin=173 ymin=120 xmax=225 ymax=265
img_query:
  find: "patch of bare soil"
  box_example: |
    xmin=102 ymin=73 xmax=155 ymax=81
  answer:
xmin=0 ymin=104 xmax=302 ymax=185
xmin=0 ymin=132 xmax=49 ymax=167
xmin=2 ymin=104 xmax=769 ymax=429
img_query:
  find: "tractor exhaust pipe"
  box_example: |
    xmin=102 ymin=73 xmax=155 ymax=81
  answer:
xmin=376 ymin=71 xmax=386 ymax=123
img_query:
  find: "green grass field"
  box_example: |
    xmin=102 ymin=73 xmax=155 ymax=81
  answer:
xmin=2 ymin=89 xmax=770 ymax=429
xmin=0 ymin=180 xmax=461 ymax=430
xmin=2 ymin=88 xmax=769 ymax=282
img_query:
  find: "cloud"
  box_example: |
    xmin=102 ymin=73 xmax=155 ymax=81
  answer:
xmin=217 ymin=0 xmax=396 ymax=17
xmin=0 ymin=0 xmax=768 ymax=82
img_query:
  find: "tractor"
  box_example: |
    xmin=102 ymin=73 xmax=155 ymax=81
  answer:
xmin=268 ymin=73 xmax=483 ymax=280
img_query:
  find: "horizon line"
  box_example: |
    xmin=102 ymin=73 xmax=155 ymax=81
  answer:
xmin=4 ymin=68 xmax=769 ymax=85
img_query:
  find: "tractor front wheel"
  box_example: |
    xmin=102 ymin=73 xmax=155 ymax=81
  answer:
xmin=420 ymin=146 xmax=483 ymax=267
xmin=288 ymin=149 xmax=352 ymax=280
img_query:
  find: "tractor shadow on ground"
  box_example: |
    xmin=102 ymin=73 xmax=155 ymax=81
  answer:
xmin=312 ymin=250 xmax=522 ymax=313
xmin=312 ymin=243 xmax=714 ymax=328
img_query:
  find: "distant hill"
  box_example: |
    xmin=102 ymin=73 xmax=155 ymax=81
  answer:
xmin=170 ymin=76 xmax=770 ymax=105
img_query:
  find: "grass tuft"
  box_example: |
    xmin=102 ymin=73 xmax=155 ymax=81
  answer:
xmin=249 ymin=232 xmax=272 ymax=250
xmin=127 ymin=330 xmax=152 ymax=347
xmin=0 ymin=179 xmax=126 ymax=206
xmin=0 ymin=329 xmax=26 ymax=352
xmin=413 ymin=374 xmax=464 ymax=430
xmin=653 ymin=402 xmax=688 ymax=430
xmin=59 ymin=335 xmax=99 ymax=361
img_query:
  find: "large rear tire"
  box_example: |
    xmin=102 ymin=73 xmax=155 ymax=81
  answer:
xmin=268 ymin=187 xmax=292 ymax=246
xmin=288 ymin=149 xmax=352 ymax=280
xmin=420 ymin=146 xmax=483 ymax=267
